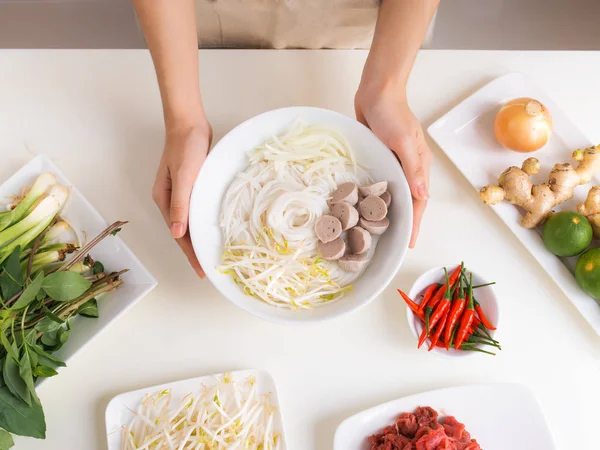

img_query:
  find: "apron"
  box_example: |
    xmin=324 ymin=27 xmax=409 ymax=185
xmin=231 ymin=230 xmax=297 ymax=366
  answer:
xmin=195 ymin=0 xmax=380 ymax=49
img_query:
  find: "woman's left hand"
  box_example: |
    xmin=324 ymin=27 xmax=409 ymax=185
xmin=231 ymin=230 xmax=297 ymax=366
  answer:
xmin=355 ymin=81 xmax=432 ymax=248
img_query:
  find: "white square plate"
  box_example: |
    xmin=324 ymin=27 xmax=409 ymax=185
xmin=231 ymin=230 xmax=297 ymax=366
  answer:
xmin=334 ymin=383 xmax=555 ymax=450
xmin=0 ymin=154 xmax=157 ymax=369
xmin=428 ymin=72 xmax=600 ymax=335
xmin=105 ymin=369 xmax=288 ymax=449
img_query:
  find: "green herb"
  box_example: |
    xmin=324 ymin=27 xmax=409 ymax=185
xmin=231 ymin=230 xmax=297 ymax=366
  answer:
xmin=92 ymin=261 xmax=104 ymax=275
xmin=3 ymin=355 xmax=30 ymax=407
xmin=11 ymin=271 xmax=44 ymax=310
xmin=41 ymin=272 xmax=91 ymax=302
xmin=0 ymin=428 xmax=14 ymax=449
xmin=77 ymin=299 xmax=99 ymax=318
xmin=0 ymin=248 xmax=23 ymax=302
xmin=0 ymin=214 xmax=127 ymax=444
xmin=0 ymin=386 xmax=45 ymax=439
xmin=110 ymin=228 xmax=122 ymax=236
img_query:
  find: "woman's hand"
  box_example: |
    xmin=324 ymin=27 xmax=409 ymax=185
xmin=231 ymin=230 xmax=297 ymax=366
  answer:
xmin=152 ymin=119 xmax=213 ymax=277
xmin=355 ymin=81 xmax=432 ymax=248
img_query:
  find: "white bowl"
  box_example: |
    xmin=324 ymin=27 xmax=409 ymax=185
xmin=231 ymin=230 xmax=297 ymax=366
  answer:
xmin=189 ymin=107 xmax=413 ymax=325
xmin=407 ymin=265 xmax=500 ymax=358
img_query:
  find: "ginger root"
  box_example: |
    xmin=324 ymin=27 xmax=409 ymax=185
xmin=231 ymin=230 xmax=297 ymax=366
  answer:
xmin=578 ymin=186 xmax=600 ymax=238
xmin=479 ymin=145 xmax=600 ymax=228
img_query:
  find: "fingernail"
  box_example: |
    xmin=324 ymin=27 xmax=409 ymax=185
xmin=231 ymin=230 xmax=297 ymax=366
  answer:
xmin=171 ymin=222 xmax=184 ymax=238
xmin=417 ymin=184 xmax=429 ymax=200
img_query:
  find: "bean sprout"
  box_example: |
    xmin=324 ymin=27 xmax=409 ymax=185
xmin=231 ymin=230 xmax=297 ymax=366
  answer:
xmin=121 ymin=374 xmax=280 ymax=450
xmin=219 ymin=121 xmax=372 ymax=309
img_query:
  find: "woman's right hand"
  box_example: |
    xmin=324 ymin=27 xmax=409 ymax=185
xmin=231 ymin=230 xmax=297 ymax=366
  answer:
xmin=152 ymin=119 xmax=213 ymax=278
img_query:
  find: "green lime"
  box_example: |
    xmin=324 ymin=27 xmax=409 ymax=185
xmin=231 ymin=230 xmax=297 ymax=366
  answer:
xmin=575 ymin=248 xmax=600 ymax=299
xmin=542 ymin=211 xmax=592 ymax=257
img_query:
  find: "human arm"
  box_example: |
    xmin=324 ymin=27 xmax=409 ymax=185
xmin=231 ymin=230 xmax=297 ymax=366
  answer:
xmin=355 ymin=0 xmax=440 ymax=248
xmin=132 ymin=0 xmax=211 ymax=277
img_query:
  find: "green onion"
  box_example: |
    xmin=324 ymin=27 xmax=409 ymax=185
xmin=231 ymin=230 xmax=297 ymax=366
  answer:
xmin=0 ymin=172 xmax=56 ymax=232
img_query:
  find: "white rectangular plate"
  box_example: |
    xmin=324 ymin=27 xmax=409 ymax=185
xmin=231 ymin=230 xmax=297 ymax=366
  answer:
xmin=334 ymin=383 xmax=555 ymax=450
xmin=0 ymin=154 xmax=157 ymax=369
xmin=105 ymin=369 xmax=288 ymax=449
xmin=428 ymin=72 xmax=600 ymax=335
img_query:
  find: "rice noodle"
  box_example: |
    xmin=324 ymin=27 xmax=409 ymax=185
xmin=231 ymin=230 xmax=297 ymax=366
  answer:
xmin=219 ymin=120 xmax=373 ymax=309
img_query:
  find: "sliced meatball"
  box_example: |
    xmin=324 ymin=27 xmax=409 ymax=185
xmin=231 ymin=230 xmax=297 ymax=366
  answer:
xmin=359 ymin=217 xmax=390 ymax=235
xmin=330 ymin=202 xmax=359 ymax=231
xmin=338 ymin=254 xmax=369 ymax=273
xmin=359 ymin=181 xmax=388 ymax=197
xmin=347 ymin=226 xmax=372 ymax=254
xmin=330 ymin=182 xmax=358 ymax=205
xmin=359 ymin=195 xmax=388 ymax=221
xmin=317 ymin=238 xmax=345 ymax=260
xmin=380 ymin=191 xmax=392 ymax=207
xmin=314 ymin=215 xmax=342 ymax=243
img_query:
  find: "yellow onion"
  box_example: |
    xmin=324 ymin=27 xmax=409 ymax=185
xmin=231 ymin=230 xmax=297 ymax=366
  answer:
xmin=494 ymin=97 xmax=552 ymax=152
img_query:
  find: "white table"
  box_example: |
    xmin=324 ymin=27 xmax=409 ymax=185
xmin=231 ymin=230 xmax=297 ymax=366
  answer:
xmin=1 ymin=50 xmax=599 ymax=450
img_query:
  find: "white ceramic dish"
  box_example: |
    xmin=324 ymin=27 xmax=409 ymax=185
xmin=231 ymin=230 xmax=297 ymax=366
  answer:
xmin=428 ymin=72 xmax=600 ymax=336
xmin=0 ymin=155 xmax=157 ymax=374
xmin=334 ymin=383 xmax=556 ymax=450
xmin=406 ymin=265 xmax=499 ymax=358
xmin=105 ymin=369 xmax=287 ymax=449
xmin=189 ymin=107 xmax=412 ymax=325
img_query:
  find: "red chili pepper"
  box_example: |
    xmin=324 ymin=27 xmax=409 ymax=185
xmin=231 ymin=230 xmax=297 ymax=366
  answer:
xmin=397 ymin=289 xmax=425 ymax=321
xmin=417 ymin=326 xmax=428 ymax=348
xmin=429 ymin=268 xmax=459 ymax=334
xmin=455 ymin=273 xmax=476 ymax=349
xmin=428 ymin=309 xmax=449 ymax=351
xmin=474 ymin=301 xmax=497 ymax=330
xmin=428 ymin=263 xmax=463 ymax=309
xmin=444 ymin=278 xmax=467 ymax=350
xmin=418 ymin=283 xmax=440 ymax=312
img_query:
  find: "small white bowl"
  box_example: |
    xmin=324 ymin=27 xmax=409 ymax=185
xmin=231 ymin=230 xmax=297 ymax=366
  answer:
xmin=407 ymin=265 xmax=500 ymax=358
xmin=189 ymin=107 xmax=413 ymax=325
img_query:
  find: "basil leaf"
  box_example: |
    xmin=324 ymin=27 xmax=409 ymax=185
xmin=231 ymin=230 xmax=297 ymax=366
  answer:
xmin=18 ymin=352 xmax=38 ymax=405
xmin=0 ymin=248 xmax=22 ymax=301
xmin=40 ymin=330 xmax=58 ymax=348
xmin=33 ymin=317 xmax=61 ymax=334
xmin=33 ymin=366 xmax=57 ymax=378
xmin=10 ymin=272 xmax=44 ymax=311
xmin=0 ymin=429 xmax=14 ymax=450
xmin=2 ymin=353 xmax=30 ymax=407
xmin=41 ymin=272 xmax=90 ymax=302
xmin=0 ymin=267 xmax=21 ymax=305
xmin=29 ymin=345 xmax=65 ymax=368
xmin=0 ymin=386 xmax=46 ymax=438
xmin=11 ymin=271 xmax=44 ymax=310
xmin=0 ymin=333 xmax=17 ymax=364
xmin=77 ymin=299 xmax=98 ymax=318
xmin=92 ymin=261 xmax=104 ymax=275
xmin=40 ymin=327 xmax=69 ymax=352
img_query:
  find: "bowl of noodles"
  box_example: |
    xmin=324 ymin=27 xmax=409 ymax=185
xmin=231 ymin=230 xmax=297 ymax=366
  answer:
xmin=189 ymin=107 xmax=412 ymax=324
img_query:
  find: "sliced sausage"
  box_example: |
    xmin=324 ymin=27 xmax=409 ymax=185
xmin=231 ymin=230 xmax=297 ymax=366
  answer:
xmin=330 ymin=182 xmax=358 ymax=205
xmin=317 ymin=238 xmax=345 ymax=260
xmin=330 ymin=202 xmax=359 ymax=231
xmin=314 ymin=215 xmax=342 ymax=243
xmin=359 ymin=181 xmax=388 ymax=197
xmin=380 ymin=191 xmax=392 ymax=208
xmin=359 ymin=217 xmax=390 ymax=235
xmin=338 ymin=254 xmax=369 ymax=273
xmin=347 ymin=226 xmax=372 ymax=254
xmin=359 ymin=195 xmax=387 ymax=221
